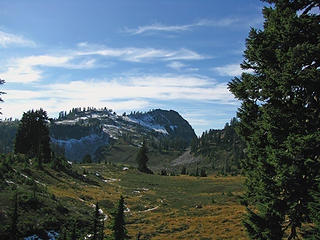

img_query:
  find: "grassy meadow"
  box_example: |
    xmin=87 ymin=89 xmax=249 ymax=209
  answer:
xmin=0 ymin=157 xmax=247 ymax=239
xmin=53 ymin=163 xmax=246 ymax=239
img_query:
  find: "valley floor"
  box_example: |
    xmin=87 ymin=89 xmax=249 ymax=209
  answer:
xmin=63 ymin=164 xmax=247 ymax=239
xmin=1 ymin=161 xmax=247 ymax=239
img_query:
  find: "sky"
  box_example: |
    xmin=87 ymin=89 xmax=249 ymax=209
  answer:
xmin=0 ymin=0 xmax=266 ymax=135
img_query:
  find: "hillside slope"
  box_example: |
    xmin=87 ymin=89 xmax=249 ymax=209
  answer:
xmin=51 ymin=108 xmax=196 ymax=163
xmin=191 ymin=118 xmax=245 ymax=174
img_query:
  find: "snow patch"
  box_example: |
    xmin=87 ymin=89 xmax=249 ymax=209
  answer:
xmin=127 ymin=115 xmax=168 ymax=135
xmin=124 ymin=207 xmax=131 ymax=213
xmin=103 ymin=178 xmax=120 ymax=183
xmin=170 ymin=125 xmax=178 ymax=131
xmin=54 ymin=119 xmax=78 ymax=125
xmin=35 ymin=180 xmax=46 ymax=186
xmin=5 ymin=179 xmax=15 ymax=184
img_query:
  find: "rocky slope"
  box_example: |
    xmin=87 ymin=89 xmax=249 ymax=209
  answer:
xmin=50 ymin=108 xmax=196 ymax=162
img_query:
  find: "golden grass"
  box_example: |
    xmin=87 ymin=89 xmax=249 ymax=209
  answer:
xmin=44 ymin=164 xmax=248 ymax=239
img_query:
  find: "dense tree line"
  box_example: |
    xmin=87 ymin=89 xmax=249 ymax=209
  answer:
xmin=57 ymin=107 xmax=114 ymax=121
xmin=228 ymin=0 xmax=320 ymax=238
xmin=191 ymin=117 xmax=245 ymax=174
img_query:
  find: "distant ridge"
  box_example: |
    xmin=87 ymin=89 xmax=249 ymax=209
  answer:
xmin=50 ymin=108 xmax=196 ymax=162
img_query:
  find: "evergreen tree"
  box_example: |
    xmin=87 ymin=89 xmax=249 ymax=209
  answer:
xmin=82 ymin=154 xmax=92 ymax=163
xmin=181 ymin=166 xmax=187 ymax=175
xmin=112 ymin=196 xmax=128 ymax=240
xmin=14 ymin=109 xmax=51 ymax=166
xmin=92 ymin=202 xmax=104 ymax=240
xmin=136 ymin=232 xmax=142 ymax=240
xmin=195 ymin=166 xmax=199 ymax=177
xmin=93 ymin=202 xmax=99 ymax=240
xmin=136 ymin=142 xmax=153 ymax=174
xmin=70 ymin=220 xmax=77 ymax=240
xmin=10 ymin=192 xmax=18 ymax=240
xmin=305 ymin=184 xmax=320 ymax=239
xmin=200 ymin=168 xmax=207 ymax=177
xmin=160 ymin=169 xmax=168 ymax=176
xmin=228 ymin=1 xmax=320 ymax=239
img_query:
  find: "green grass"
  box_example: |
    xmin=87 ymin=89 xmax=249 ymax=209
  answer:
xmin=1 ymin=155 xmax=247 ymax=239
xmin=99 ymin=141 xmax=183 ymax=170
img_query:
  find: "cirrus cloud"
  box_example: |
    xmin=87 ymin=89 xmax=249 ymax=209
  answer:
xmin=0 ymin=30 xmax=36 ymax=48
xmin=212 ymin=63 xmax=254 ymax=76
xmin=1 ymin=74 xmax=236 ymax=120
xmin=124 ymin=18 xmax=240 ymax=35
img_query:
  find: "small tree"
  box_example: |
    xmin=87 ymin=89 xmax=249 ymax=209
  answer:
xmin=195 ymin=166 xmax=199 ymax=177
xmin=200 ymin=168 xmax=207 ymax=177
xmin=112 ymin=196 xmax=128 ymax=240
xmin=160 ymin=169 xmax=168 ymax=176
xmin=10 ymin=192 xmax=18 ymax=240
xmin=92 ymin=202 xmax=104 ymax=240
xmin=82 ymin=154 xmax=92 ymax=163
xmin=136 ymin=142 xmax=153 ymax=174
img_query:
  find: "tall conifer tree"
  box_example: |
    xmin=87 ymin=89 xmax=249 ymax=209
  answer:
xmin=10 ymin=192 xmax=18 ymax=240
xmin=228 ymin=0 xmax=320 ymax=239
xmin=136 ymin=142 xmax=153 ymax=174
xmin=112 ymin=196 xmax=128 ymax=240
xmin=15 ymin=109 xmax=51 ymax=166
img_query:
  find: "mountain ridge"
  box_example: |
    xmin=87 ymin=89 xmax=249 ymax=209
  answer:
xmin=51 ymin=108 xmax=196 ymax=162
xmin=0 ymin=108 xmax=197 ymax=164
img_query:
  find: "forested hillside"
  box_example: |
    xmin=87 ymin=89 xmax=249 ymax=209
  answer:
xmin=191 ymin=118 xmax=245 ymax=174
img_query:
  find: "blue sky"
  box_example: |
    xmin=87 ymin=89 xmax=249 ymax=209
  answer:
xmin=0 ymin=0 xmax=266 ymax=135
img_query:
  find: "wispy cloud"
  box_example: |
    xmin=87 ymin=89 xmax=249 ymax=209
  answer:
xmin=0 ymin=30 xmax=36 ymax=48
xmin=76 ymin=45 xmax=207 ymax=62
xmin=0 ymin=42 xmax=206 ymax=83
xmin=166 ymin=62 xmax=199 ymax=72
xmin=212 ymin=63 xmax=254 ymax=77
xmin=0 ymin=54 xmax=97 ymax=83
xmin=125 ymin=18 xmax=239 ymax=35
xmin=1 ymin=95 xmax=149 ymax=120
xmin=1 ymin=74 xmax=236 ymax=120
xmin=167 ymin=61 xmax=186 ymax=71
xmin=42 ymin=75 xmax=231 ymax=102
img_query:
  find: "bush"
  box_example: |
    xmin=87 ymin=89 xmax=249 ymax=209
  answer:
xmin=160 ymin=169 xmax=167 ymax=176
